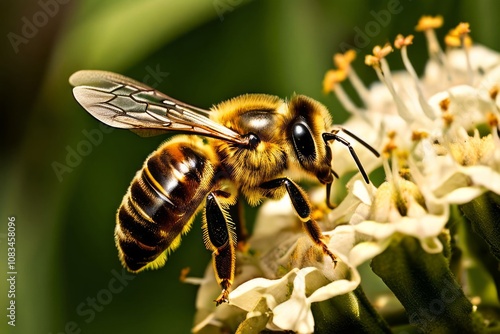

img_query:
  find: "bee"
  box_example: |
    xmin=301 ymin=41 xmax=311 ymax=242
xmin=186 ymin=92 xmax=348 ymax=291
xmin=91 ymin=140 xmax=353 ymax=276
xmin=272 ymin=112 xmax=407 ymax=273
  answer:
xmin=69 ymin=70 xmax=379 ymax=305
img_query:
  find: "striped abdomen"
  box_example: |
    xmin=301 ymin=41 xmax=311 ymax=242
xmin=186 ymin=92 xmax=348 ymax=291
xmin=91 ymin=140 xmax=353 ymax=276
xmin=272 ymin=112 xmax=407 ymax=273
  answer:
xmin=115 ymin=136 xmax=217 ymax=272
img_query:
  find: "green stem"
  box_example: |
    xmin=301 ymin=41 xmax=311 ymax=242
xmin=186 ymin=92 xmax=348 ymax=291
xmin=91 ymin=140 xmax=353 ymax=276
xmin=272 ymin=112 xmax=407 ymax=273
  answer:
xmin=460 ymin=192 xmax=500 ymax=263
xmin=371 ymin=234 xmax=480 ymax=333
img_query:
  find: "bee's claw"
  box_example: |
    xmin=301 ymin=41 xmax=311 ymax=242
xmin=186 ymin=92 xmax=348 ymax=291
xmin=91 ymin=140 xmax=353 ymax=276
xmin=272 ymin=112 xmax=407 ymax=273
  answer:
xmin=214 ymin=289 xmax=230 ymax=306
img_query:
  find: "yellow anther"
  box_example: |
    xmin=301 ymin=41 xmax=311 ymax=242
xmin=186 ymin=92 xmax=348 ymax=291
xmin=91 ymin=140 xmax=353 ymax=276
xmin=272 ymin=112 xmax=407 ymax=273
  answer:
xmin=486 ymin=112 xmax=499 ymax=128
xmin=489 ymin=85 xmax=499 ymax=101
xmin=322 ymin=69 xmax=347 ymax=93
xmin=439 ymin=97 xmax=450 ymax=112
xmin=334 ymin=50 xmax=357 ymax=70
xmin=373 ymin=43 xmax=393 ymax=59
xmin=394 ymin=34 xmax=414 ymax=49
xmin=411 ymin=130 xmax=429 ymax=142
xmin=415 ymin=15 xmax=444 ymax=31
xmin=365 ymin=54 xmax=380 ymax=67
xmin=445 ymin=22 xmax=472 ymax=47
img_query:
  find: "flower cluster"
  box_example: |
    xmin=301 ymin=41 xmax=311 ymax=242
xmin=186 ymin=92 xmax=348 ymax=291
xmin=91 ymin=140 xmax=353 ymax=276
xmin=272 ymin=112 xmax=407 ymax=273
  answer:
xmin=190 ymin=16 xmax=500 ymax=333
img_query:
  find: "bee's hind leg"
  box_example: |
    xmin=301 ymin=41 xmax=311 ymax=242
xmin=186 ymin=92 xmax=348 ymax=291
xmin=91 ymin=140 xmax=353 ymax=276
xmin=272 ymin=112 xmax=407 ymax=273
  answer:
xmin=203 ymin=190 xmax=237 ymax=305
xmin=228 ymin=197 xmax=250 ymax=252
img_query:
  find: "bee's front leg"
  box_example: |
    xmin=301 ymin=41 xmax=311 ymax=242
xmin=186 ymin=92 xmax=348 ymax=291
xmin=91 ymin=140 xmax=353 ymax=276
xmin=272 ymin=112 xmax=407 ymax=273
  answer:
xmin=260 ymin=177 xmax=337 ymax=267
xmin=203 ymin=191 xmax=237 ymax=306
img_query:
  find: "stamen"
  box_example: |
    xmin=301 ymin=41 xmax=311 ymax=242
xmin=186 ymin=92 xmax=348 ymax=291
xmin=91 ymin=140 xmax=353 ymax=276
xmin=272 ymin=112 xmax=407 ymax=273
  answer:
xmin=365 ymin=44 xmax=415 ymax=123
xmin=179 ymin=267 xmax=206 ymax=285
xmin=347 ymin=69 xmax=370 ymax=107
xmin=382 ymin=131 xmax=397 ymax=159
xmin=415 ymin=15 xmax=451 ymax=82
xmin=382 ymin=156 xmax=393 ymax=183
xmin=486 ymin=88 xmax=500 ymax=140
xmin=442 ymin=113 xmax=454 ymax=127
xmin=487 ymin=111 xmax=499 ymax=129
xmin=487 ymin=112 xmax=500 ymax=148
xmin=380 ymin=57 xmax=415 ymax=123
xmin=395 ymin=34 xmax=436 ymax=120
xmin=334 ymin=84 xmax=370 ymax=122
xmin=323 ymin=69 xmax=347 ymax=93
xmin=396 ymin=150 xmax=411 ymax=180
xmin=415 ymin=16 xmax=444 ymax=58
xmin=415 ymin=15 xmax=444 ymax=32
xmin=439 ymin=97 xmax=450 ymax=111
xmin=444 ymin=22 xmax=472 ymax=48
xmin=438 ymin=96 xmax=453 ymax=126
xmin=445 ymin=22 xmax=473 ymax=84
xmin=375 ymin=43 xmax=393 ymax=57
xmin=324 ymin=68 xmax=368 ymax=122
xmin=411 ymin=130 xmax=429 ymax=142
xmin=364 ymin=55 xmax=380 ymax=67
xmin=364 ymin=44 xmax=393 ymax=67
xmin=333 ymin=50 xmax=356 ymax=70
xmin=391 ymin=152 xmax=403 ymax=195
xmin=334 ymin=51 xmax=370 ymax=106
xmin=489 ymin=85 xmax=499 ymax=101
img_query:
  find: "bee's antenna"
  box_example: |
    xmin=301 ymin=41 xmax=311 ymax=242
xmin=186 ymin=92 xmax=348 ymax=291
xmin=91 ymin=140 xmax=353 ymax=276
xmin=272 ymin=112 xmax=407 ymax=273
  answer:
xmin=322 ymin=128 xmax=380 ymax=184
xmin=331 ymin=168 xmax=340 ymax=179
xmin=338 ymin=127 xmax=381 ymax=157
xmin=325 ymin=182 xmax=335 ymax=209
xmin=325 ymin=169 xmax=339 ymax=209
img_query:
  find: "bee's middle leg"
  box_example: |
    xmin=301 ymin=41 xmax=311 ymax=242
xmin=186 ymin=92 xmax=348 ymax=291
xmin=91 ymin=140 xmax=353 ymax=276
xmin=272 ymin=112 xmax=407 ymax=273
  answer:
xmin=260 ymin=177 xmax=337 ymax=267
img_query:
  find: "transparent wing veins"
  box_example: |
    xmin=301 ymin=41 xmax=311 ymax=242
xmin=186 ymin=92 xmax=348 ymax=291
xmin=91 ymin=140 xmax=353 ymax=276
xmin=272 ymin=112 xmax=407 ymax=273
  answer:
xmin=69 ymin=70 xmax=245 ymax=143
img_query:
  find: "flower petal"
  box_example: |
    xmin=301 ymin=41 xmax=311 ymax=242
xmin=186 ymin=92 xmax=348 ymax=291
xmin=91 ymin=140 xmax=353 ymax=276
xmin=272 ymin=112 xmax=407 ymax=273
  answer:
xmin=272 ymin=268 xmax=315 ymax=333
xmin=229 ymin=268 xmax=298 ymax=311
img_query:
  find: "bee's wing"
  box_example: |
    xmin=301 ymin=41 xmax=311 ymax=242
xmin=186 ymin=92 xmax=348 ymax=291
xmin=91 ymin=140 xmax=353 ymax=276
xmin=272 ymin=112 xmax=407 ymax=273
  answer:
xmin=69 ymin=70 xmax=245 ymax=144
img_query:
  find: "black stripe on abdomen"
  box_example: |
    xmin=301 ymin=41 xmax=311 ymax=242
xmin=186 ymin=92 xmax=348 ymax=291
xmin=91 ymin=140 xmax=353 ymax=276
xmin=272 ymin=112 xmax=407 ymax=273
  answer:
xmin=115 ymin=139 xmax=215 ymax=272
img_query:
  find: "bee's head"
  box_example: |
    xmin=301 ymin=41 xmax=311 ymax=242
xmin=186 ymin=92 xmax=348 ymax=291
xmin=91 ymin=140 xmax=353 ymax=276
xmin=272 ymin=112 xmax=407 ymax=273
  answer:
xmin=287 ymin=95 xmax=335 ymax=185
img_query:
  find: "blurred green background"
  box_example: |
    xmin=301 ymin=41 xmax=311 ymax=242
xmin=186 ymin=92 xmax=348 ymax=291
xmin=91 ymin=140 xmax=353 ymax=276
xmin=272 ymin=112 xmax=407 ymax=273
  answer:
xmin=2 ymin=0 xmax=500 ymax=333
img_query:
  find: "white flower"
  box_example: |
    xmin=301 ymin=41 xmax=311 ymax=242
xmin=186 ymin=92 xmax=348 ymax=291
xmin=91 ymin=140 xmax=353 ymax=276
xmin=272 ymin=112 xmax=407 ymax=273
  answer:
xmin=326 ymin=19 xmax=500 ymax=208
xmin=350 ymin=161 xmax=449 ymax=255
xmin=410 ymin=127 xmax=500 ymax=206
xmin=192 ymin=17 xmax=500 ymax=334
xmin=320 ymin=18 xmax=500 ymax=321
xmin=192 ymin=186 xmax=376 ymax=333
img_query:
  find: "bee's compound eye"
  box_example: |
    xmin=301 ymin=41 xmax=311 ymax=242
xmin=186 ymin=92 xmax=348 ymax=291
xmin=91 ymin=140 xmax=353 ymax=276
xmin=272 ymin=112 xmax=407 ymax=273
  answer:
xmin=247 ymin=133 xmax=260 ymax=149
xmin=292 ymin=122 xmax=316 ymax=159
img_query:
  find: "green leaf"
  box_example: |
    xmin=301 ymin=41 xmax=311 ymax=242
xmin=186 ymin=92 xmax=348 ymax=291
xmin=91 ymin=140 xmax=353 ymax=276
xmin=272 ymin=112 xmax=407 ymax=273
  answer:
xmin=61 ymin=0 xmax=217 ymax=70
xmin=460 ymin=192 xmax=500 ymax=262
xmin=311 ymin=287 xmax=391 ymax=333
